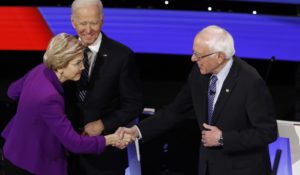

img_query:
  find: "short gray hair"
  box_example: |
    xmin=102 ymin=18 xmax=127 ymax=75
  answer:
xmin=201 ymin=25 xmax=235 ymax=59
xmin=71 ymin=0 xmax=103 ymax=15
xmin=43 ymin=33 xmax=85 ymax=70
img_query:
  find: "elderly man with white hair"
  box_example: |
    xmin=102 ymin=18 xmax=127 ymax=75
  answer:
xmin=117 ymin=25 xmax=278 ymax=175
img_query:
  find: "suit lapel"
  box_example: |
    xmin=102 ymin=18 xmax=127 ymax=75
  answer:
xmin=192 ymin=66 xmax=210 ymax=126
xmin=201 ymin=75 xmax=210 ymax=125
xmin=211 ymin=58 xmax=239 ymax=124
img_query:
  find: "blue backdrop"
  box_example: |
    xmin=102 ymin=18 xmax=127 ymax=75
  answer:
xmin=39 ymin=7 xmax=300 ymax=61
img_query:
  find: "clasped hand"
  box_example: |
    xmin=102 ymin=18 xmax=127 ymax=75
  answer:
xmin=105 ymin=133 xmax=135 ymax=149
xmin=83 ymin=120 xmax=137 ymax=149
xmin=107 ymin=125 xmax=141 ymax=149
xmin=201 ymin=123 xmax=222 ymax=147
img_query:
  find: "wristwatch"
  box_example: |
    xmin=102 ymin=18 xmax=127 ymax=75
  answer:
xmin=218 ymin=135 xmax=224 ymax=146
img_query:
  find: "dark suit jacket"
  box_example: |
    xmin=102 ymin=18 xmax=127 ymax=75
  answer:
xmin=138 ymin=57 xmax=278 ymax=175
xmin=64 ymin=33 xmax=143 ymax=170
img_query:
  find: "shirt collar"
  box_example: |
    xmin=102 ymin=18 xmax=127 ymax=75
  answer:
xmin=88 ymin=33 xmax=102 ymax=53
xmin=214 ymin=58 xmax=233 ymax=82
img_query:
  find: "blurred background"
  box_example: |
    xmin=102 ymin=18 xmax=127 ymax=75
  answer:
xmin=0 ymin=0 xmax=299 ymax=174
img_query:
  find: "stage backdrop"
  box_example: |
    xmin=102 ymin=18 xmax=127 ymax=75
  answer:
xmin=0 ymin=7 xmax=300 ymax=61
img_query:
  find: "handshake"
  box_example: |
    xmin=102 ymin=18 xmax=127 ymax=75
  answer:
xmin=83 ymin=119 xmax=140 ymax=149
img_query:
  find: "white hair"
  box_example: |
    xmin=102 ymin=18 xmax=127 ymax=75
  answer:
xmin=201 ymin=25 xmax=235 ymax=59
xmin=71 ymin=0 xmax=103 ymax=15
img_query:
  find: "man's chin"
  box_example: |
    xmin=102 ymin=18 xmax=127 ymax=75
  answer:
xmin=199 ymin=69 xmax=207 ymax=75
xmin=82 ymin=38 xmax=96 ymax=45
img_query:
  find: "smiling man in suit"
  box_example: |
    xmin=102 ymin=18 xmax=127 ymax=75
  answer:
xmin=63 ymin=0 xmax=143 ymax=175
xmin=117 ymin=25 xmax=278 ymax=175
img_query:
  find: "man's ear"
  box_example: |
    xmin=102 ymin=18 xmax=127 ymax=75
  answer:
xmin=217 ymin=52 xmax=226 ymax=64
xmin=71 ymin=16 xmax=76 ymax=29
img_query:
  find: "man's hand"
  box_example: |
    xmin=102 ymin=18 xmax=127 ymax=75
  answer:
xmin=84 ymin=119 xmax=105 ymax=136
xmin=105 ymin=133 xmax=134 ymax=149
xmin=201 ymin=123 xmax=222 ymax=147
xmin=115 ymin=126 xmax=139 ymax=141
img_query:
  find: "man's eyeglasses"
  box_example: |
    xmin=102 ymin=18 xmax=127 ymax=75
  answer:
xmin=192 ymin=52 xmax=218 ymax=60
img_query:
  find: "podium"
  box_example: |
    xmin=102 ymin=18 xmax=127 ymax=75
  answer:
xmin=126 ymin=118 xmax=300 ymax=175
xmin=269 ymin=120 xmax=300 ymax=175
xmin=125 ymin=108 xmax=156 ymax=175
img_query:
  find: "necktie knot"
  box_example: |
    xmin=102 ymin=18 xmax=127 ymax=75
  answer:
xmin=209 ymin=75 xmax=218 ymax=94
xmin=210 ymin=75 xmax=218 ymax=86
xmin=83 ymin=48 xmax=91 ymax=66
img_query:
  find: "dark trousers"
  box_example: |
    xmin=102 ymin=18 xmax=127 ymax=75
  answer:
xmin=67 ymin=154 xmax=125 ymax=175
xmin=80 ymin=157 xmax=125 ymax=175
xmin=205 ymin=163 xmax=210 ymax=175
xmin=3 ymin=159 xmax=32 ymax=175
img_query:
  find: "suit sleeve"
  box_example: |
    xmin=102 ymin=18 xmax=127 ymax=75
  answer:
xmin=138 ymin=82 xmax=194 ymax=142
xmin=101 ymin=51 xmax=143 ymax=133
xmin=41 ymin=94 xmax=106 ymax=154
xmin=223 ymin=78 xmax=278 ymax=153
xmin=7 ymin=72 xmax=30 ymax=101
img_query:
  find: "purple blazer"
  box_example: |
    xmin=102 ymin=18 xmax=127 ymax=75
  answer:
xmin=2 ymin=64 xmax=106 ymax=175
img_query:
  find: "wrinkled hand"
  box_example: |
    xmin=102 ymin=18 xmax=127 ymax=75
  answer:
xmin=201 ymin=123 xmax=222 ymax=147
xmin=84 ymin=119 xmax=104 ymax=136
xmin=113 ymin=133 xmax=135 ymax=149
xmin=115 ymin=126 xmax=139 ymax=141
xmin=104 ymin=133 xmax=134 ymax=149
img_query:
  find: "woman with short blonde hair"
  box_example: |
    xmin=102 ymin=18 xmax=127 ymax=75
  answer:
xmin=1 ymin=33 xmax=130 ymax=175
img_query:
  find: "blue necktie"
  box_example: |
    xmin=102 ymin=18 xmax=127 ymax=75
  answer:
xmin=78 ymin=48 xmax=91 ymax=103
xmin=207 ymin=75 xmax=218 ymax=124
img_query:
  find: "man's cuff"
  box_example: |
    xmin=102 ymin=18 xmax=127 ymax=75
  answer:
xmin=134 ymin=125 xmax=142 ymax=139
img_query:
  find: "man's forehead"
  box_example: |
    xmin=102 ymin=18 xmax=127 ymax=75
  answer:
xmin=193 ymin=39 xmax=208 ymax=51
